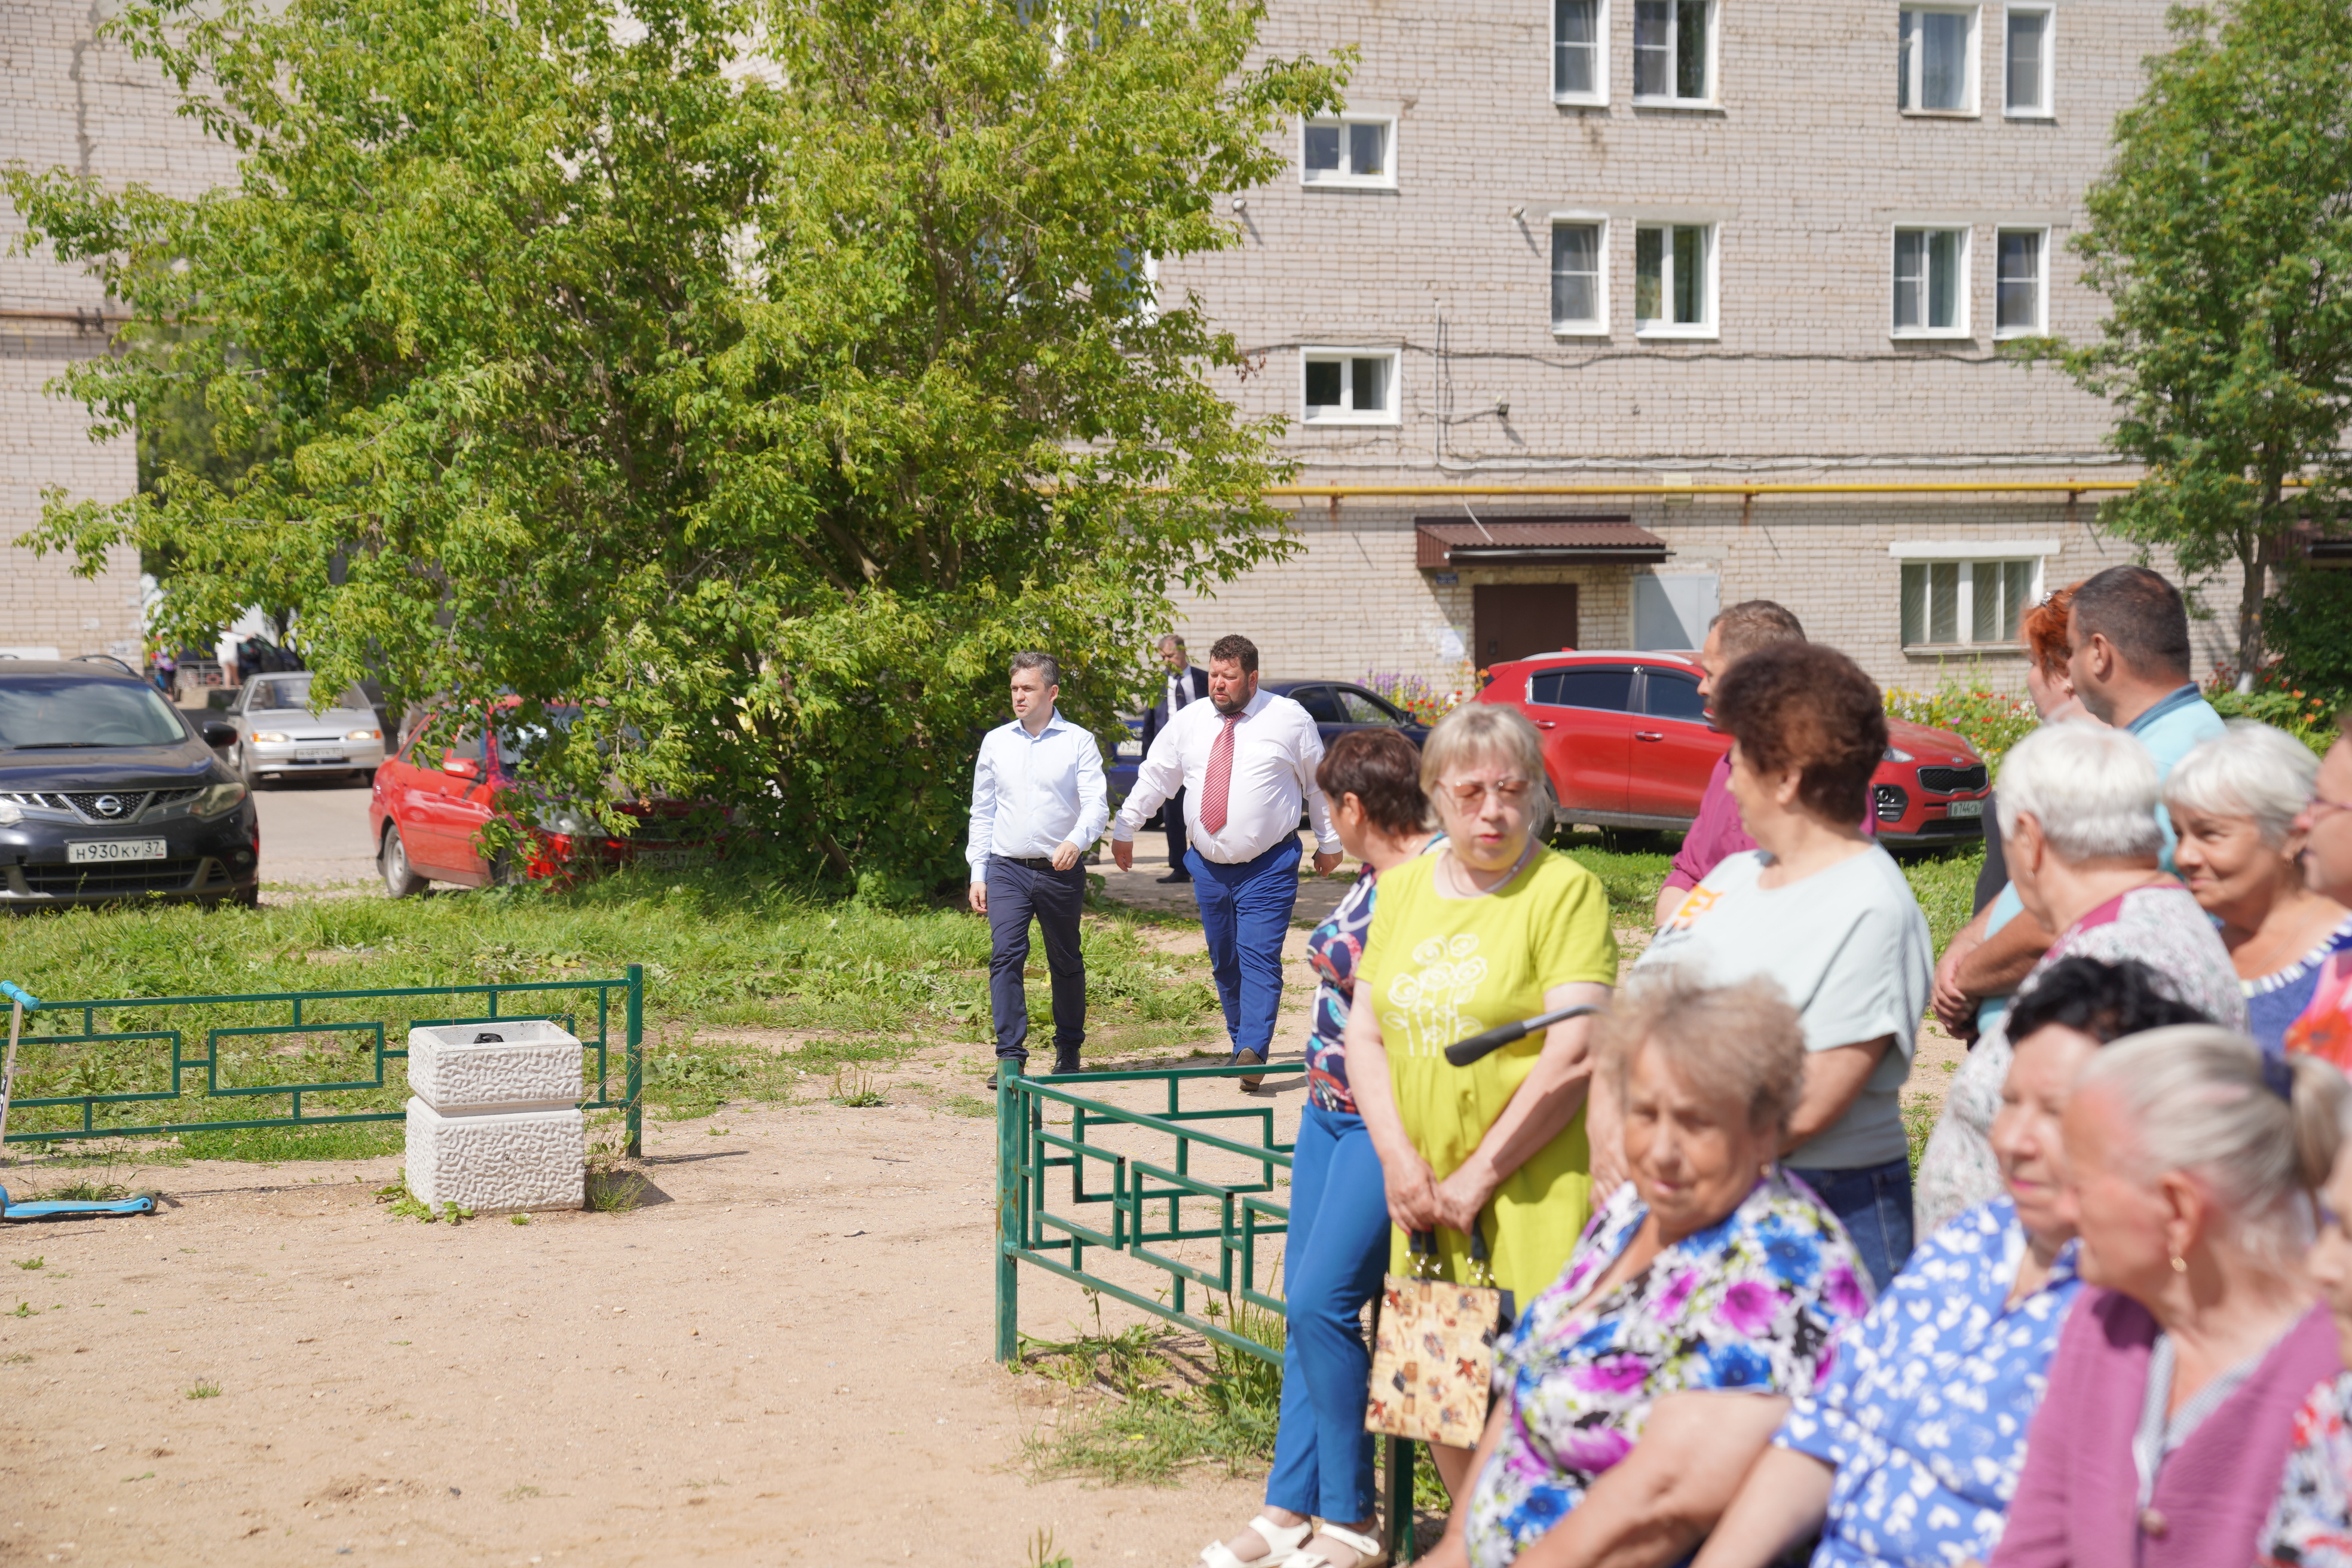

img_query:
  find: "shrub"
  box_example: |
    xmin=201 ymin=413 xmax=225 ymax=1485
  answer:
xmin=1361 ymin=670 xmax=1471 ymax=725
xmin=1882 ymin=675 xmax=2039 ymax=769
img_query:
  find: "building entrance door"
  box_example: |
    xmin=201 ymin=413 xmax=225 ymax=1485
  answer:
xmin=1472 ymin=584 xmax=1580 ymax=666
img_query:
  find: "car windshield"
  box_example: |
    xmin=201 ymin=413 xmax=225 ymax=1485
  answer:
xmin=0 ymin=675 xmax=188 ymax=749
xmin=494 ymin=706 xmax=587 ymax=768
xmin=250 ymin=676 xmax=370 ymax=713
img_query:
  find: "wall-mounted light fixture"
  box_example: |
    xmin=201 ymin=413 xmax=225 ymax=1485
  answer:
xmin=1233 ymin=196 xmax=1250 ymax=213
xmin=1508 ymin=204 xmax=1526 ymax=220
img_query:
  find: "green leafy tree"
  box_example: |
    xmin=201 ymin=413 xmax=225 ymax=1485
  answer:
xmin=6 ymin=0 xmax=1342 ymax=893
xmin=2038 ymin=0 xmax=2352 ymax=678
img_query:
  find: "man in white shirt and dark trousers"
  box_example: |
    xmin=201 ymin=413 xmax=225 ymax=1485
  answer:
xmin=968 ymin=653 xmax=1108 ymax=1086
xmin=1113 ymin=635 xmax=1342 ymax=1087
xmin=1141 ymin=635 xmax=1209 ymax=883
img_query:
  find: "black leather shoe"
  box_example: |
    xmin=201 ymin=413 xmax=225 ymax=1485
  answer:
xmin=1052 ymin=1052 xmax=1082 ymax=1076
xmin=1157 ymin=871 xmax=1192 ymax=884
xmin=985 ymin=1062 xmax=1026 ymax=1089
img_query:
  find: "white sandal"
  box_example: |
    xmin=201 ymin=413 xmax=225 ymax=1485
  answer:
xmin=1276 ymin=1523 xmax=1388 ymax=1568
xmin=1199 ymin=1517 xmax=1314 ymax=1568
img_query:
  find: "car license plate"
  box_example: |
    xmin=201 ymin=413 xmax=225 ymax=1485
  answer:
xmin=1947 ymin=798 xmax=1985 ymax=819
xmin=636 ymin=848 xmax=694 ymax=871
xmin=294 ymin=748 xmax=347 ymax=762
xmin=68 ymin=838 xmax=167 ymax=864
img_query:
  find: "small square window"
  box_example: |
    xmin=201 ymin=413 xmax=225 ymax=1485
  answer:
xmin=1893 ymin=226 xmax=1971 ymax=336
xmin=1899 ymin=5 xmax=1979 ymax=114
xmin=1634 ymin=0 xmax=1713 ymax=103
xmin=1300 ymin=115 xmax=1396 ymax=189
xmin=2005 ymin=5 xmax=2052 ymax=115
xmin=1995 ymin=229 xmax=2045 ymax=336
xmin=1554 ymin=0 xmax=1607 ymax=103
xmin=1301 ymin=350 xmax=1400 ymax=425
xmin=1551 ymin=220 xmax=1607 ymax=334
xmin=1900 ymin=557 xmax=2041 ymax=647
xmin=1636 ymin=223 xmax=1714 ymax=336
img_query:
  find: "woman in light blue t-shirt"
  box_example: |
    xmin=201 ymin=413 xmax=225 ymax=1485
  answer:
xmin=1637 ymin=642 xmax=1931 ymax=1292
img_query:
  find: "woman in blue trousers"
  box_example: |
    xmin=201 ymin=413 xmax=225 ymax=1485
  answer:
xmin=1203 ymin=728 xmax=1438 ymax=1568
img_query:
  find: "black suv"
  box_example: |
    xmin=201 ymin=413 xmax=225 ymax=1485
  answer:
xmin=0 ymin=659 xmax=259 ymax=908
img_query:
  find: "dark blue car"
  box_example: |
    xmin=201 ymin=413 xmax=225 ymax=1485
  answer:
xmin=1105 ymin=679 xmax=1431 ymax=819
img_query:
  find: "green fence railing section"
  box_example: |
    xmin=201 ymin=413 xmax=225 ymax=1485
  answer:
xmin=994 ymin=1061 xmax=1420 ymax=1557
xmin=4 ymin=965 xmax=644 ymax=1155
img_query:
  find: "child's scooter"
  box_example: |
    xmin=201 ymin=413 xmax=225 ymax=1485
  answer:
xmin=0 ymin=981 xmax=157 ymax=1220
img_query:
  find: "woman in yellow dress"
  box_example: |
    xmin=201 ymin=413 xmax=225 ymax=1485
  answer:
xmin=1346 ymin=703 xmax=1619 ymax=1494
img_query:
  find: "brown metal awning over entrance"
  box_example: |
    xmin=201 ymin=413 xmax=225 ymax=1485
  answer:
xmin=1413 ymin=515 xmax=1671 ymax=569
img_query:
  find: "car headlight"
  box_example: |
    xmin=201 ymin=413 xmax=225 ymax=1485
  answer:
xmin=250 ymin=731 xmax=290 ymax=744
xmin=191 ymin=780 xmax=249 ymax=817
xmin=0 ymin=800 xmax=20 ymax=826
xmin=346 ymin=728 xmax=381 ymax=742
xmin=1883 ymin=746 xmax=1914 ymax=762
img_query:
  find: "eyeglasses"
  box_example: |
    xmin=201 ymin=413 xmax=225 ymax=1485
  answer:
xmin=1440 ymin=777 xmax=1533 ymax=807
xmin=2305 ymin=792 xmax=2352 ymax=823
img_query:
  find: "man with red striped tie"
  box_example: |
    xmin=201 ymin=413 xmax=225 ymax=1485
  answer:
xmin=1113 ymin=634 xmax=1343 ymax=1088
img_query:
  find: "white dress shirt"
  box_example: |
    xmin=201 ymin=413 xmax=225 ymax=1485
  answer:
xmin=966 ymin=709 xmax=1108 ymax=877
xmin=1113 ymin=688 xmax=1339 ymax=864
xmin=1162 ymin=670 xmax=1195 ymax=720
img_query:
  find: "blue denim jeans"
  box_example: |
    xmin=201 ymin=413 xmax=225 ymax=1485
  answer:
xmin=984 ymin=855 xmax=1086 ymax=1062
xmin=1787 ymin=1156 xmax=1915 ymax=1294
xmin=1265 ymin=1104 xmax=1390 ymax=1523
xmin=1187 ymin=837 xmax=1302 ymax=1059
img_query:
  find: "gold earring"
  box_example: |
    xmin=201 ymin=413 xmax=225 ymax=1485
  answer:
xmin=2170 ymin=1252 xmax=2188 ymax=1273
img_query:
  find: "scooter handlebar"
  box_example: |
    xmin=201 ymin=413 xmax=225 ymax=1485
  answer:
xmin=1443 ymin=1004 xmax=1601 ymax=1067
xmin=0 ymin=982 xmax=37 ymax=1010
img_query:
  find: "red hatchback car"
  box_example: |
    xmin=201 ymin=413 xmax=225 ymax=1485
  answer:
xmin=1476 ymin=650 xmax=1991 ymax=850
xmin=369 ymin=704 xmax=710 ymax=896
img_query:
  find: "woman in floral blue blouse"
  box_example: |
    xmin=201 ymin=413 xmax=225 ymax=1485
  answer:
xmin=1695 ymin=956 xmax=2212 ymax=1568
xmin=1203 ymin=730 xmax=1438 ymax=1568
xmin=1416 ymin=970 xmax=1872 ymax=1568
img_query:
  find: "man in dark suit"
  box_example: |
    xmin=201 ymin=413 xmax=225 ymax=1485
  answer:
xmin=1141 ymin=634 xmax=1209 ymax=883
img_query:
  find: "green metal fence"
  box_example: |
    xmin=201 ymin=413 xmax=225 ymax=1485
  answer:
xmin=4 ymin=964 xmax=644 ymax=1155
xmin=994 ymin=1061 xmax=1421 ymax=1555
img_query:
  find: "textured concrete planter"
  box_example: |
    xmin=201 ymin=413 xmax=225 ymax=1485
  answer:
xmin=404 ymin=1022 xmax=586 ymax=1214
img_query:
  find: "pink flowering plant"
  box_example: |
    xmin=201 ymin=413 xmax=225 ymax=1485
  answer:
xmin=1362 ymin=669 xmax=1469 ymax=725
xmin=1882 ymin=675 xmax=2038 ymax=770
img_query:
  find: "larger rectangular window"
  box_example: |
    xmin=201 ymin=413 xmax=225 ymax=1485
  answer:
xmin=1901 ymin=558 xmax=2039 ymax=647
xmin=1301 ymin=349 xmax=1400 ymax=425
xmin=1551 ymin=220 xmax=1607 ymax=334
xmin=2005 ymin=5 xmax=2052 ymax=115
xmin=1893 ymin=226 xmax=1970 ymax=336
xmin=1634 ymin=0 xmax=1713 ymax=104
xmin=1995 ymin=229 xmax=2045 ymax=335
xmin=1636 ymin=224 xmax=1714 ymax=335
xmin=1900 ymin=5 xmax=1979 ymax=114
xmin=1554 ymin=0 xmax=1607 ymax=103
xmin=1301 ymin=115 xmax=1395 ymax=188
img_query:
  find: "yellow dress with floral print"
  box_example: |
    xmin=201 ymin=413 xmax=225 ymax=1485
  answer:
xmin=1357 ymin=848 xmax=1619 ymax=1306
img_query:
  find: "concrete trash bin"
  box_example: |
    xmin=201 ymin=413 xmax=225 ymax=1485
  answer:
xmin=404 ymin=1021 xmax=586 ymax=1214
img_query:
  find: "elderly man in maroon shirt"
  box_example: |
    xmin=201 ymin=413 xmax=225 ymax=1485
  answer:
xmin=1652 ymin=601 xmax=1873 ymax=927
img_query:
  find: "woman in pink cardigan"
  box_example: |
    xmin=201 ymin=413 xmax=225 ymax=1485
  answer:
xmin=1990 ymin=1027 xmax=2347 ymax=1567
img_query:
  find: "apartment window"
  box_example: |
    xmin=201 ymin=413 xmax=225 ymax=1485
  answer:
xmin=1996 ymin=229 xmax=2045 ymax=335
xmin=1901 ymin=558 xmax=2041 ymax=647
xmin=1301 ymin=115 xmax=1395 ymax=188
xmin=1551 ymin=220 xmax=1607 ymax=334
xmin=1301 ymin=349 xmax=1399 ymax=424
xmin=1555 ymin=0 xmax=1607 ymax=103
xmin=1636 ymin=224 xmax=1713 ymax=334
xmin=1634 ymin=0 xmax=1713 ymax=103
xmin=2005 ymin=5 xmax=2052 ymax=115
xmin=1899 ymin=5 xmax=1979 ymax=114
xmin=1893 ymin=226 xmax=1970 ymax=336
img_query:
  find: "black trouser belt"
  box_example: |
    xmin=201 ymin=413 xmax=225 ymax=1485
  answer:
xmin=1003 ymin=855 xmax=1059 ymax=871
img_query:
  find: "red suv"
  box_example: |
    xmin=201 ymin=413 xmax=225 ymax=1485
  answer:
xmin=1475 ymin=651 xmax=1990 ymax=850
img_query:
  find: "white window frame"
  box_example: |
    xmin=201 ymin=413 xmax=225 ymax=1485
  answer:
xmin=1634 ymin=220 xmax=1719 ymax=339
xmin=1552 ymin=0 xmax=1609 ymax=106
xmin=1899 ymin=4 xmax=1981 ymax=117
xmin=1549 ymin=213 xmax=1610 ymax=337
xmin=1631 ymin=0 xmax=1717 ymax=107
xmin=1891 ymin=223 xmax=1974 ymax=339
xmin=1889 ymin=544 xmax=2052 ymax=649
xmin=1993 ymin=226 xmax=2047 ymax=338
xmin=1299 ymin=347 xmax=1402 ymax=426
xmin=2002 ymin=3 xmax=2054 ymax=118
xmin=1298 ymin=112 xmax=1398 ymax=191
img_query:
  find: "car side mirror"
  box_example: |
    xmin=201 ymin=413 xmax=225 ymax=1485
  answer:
xmin=201 ymin=721 xmax=237 ymax=748
xmin=443 ymin=753 xmax=479 ymax=779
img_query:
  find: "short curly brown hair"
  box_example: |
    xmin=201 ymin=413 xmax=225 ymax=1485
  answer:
xmin=1316 ymin=728 xmax=1429 ymax=838
xmin=2023 ymin=583 xmax=2078 ymax=680
xmin=1713 ymin=641 xmax=1887 ymax=824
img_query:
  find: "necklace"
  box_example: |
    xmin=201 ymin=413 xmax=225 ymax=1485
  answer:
xmin=1443 ymin=835 xmax=1538 ymax=898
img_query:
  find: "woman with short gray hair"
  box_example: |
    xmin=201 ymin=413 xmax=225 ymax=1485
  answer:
xmin=1914 ymin=721 xmax=2247 ymax=1233
xmin=1991 ymin=1030 xmax=2345 ymax=1566
xmin=2167 ymin=722 xmax=2351 ymax=1055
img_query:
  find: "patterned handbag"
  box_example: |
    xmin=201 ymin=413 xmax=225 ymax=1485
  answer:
xmin=1364 ymin=1223 xmax=1512 ymax=1446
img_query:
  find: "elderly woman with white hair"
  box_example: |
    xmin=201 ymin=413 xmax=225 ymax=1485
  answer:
xmin=1990 ymin=1030 xmax=2345 ymax=1567
xmin=1914 ymin=721 xmax=2247 ymax=1233
xmin=2167 ymin=722 xmax=2352 ymax=1055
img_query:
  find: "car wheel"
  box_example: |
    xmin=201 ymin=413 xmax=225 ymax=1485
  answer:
xmin=231 ymin=886 xmax=260 ymax=910
xmin=379 ymin=824 xmax=428 ymax=899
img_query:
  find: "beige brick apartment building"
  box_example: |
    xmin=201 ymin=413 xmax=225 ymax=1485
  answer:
xmin=0 ymin=0 xmax=233 ymax=663
xmin=1159 ymin=0 xmax=2235 ymax=694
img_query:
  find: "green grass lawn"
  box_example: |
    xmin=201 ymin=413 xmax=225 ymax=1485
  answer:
xmin=0 ymin=836 xmax=1984 ymax=1162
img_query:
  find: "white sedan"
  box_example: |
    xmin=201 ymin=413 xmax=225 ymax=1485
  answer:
xmin=223 ymin=673 xmax=387 ymax=787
